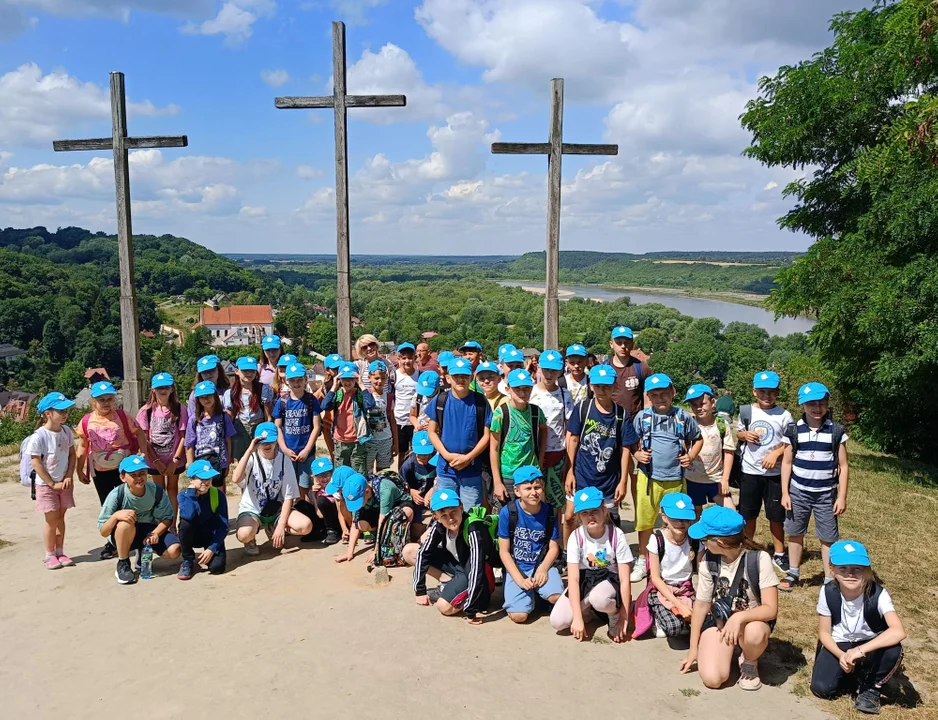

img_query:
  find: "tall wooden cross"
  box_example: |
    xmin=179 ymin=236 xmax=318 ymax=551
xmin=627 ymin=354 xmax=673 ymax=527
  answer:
xmin=492 ymin=78 xmax=618 ymax=350
xmin=53 ymin=72 xmax=188 ymax=413
xmin=275 ymin=21 xmax=406 ymax=359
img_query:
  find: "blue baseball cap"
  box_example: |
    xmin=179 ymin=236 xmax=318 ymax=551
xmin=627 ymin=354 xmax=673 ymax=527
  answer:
xmin=324 ymin=465 xmax=356 ymax=495
xmin=197 ymin=355 xmax=219 ymax=372
xmin=262 ymin=335 xmax=281 ymax=350
xmin=119 ymin=455 xmax=150 ymax=474
xmin=336 ymin=363 xmax=358 ymax=380
xmin=412 ymin=430 xmax=434 ymax=455
xmin=429 ymin=453 xmax=440 ymax=467
xmin=573 ymin=486 xmax=604 ymax=513
xmin=685 ymin=384 xmax=714 ymax=401
xmin=186 ymin=459 xmax=220 ymax=480
xmin=37 ymin=392 xmax=74 ymax=413
xmin=507 ymin=368 xmax=534 ymax=388
xmin=688 ymin=505 xmax=745 ymax=540
xmin=311 ymin=457 xmax=334 ymax=476
xmin=539 ymin=350 xmax=563 ymax=371
xmin=285 ymin=363 xmax=306 ymax=380
xmin=502 ymin=349 xmax=524 ymax=365
xmin=253 ymin=421 xmax=278 ymax=443
xmin=646 ymin=373 xmax=673 ymax=391
xmin=589 ymin=364 xmax=616 ymax=385
xmin=498 ymin=344 xmax=517 ymax=361
xmin=367 ymin=360 xmax=387 ymax=374
xmin=324 ymin=353 xmax=345 ymax=370
xmin=341 ymin=472 xmax=369 ymax=512
xmin=830 ymin=540 xmax=871 ymax=567
xmin=753 ymin=370 xmax=780 ymax=389
xmin=277 ymin=354 xmax=298 ymax=368
xmin=430 ymin=489 xmax=461 ymax=511
xmin=660 ymin=493 xmax=696 ymax=520
xmin=799 ymin=382 xmax=830 ymax=405
xmin=397 ymin=342 xmax=416 ymax=353
xmin=415 ymin=370 xmax=440 ymax=396
xmin=194 ymin=381 xmax=216 ymax=397
xmin=448 ymin=358 xmax=473 ymax=376
xmin=460 ymin=340 xmax=482 ymax=352
xmin=150 ymin=373 xmax=174 ymax=389
xmin=611 ymin=326 xmax=633 ymax=340
xmin=236 ymin=356 xmax=258 ymax=371
xmin=475 ymin=360 xmax=501 ymax=376
xmin=566 ymin=343 xmax=587 ymax=357
xmin=91 ymin=381 xmax=117 ymax=398
xmin=513 ymin=465 xmax=543 ymax=485
xmin=437 ymin=351 xmax=455 ymax=368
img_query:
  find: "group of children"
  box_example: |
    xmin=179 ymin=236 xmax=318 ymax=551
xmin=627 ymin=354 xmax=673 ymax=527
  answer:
xmin=21 ymin=331 xmax=905 ymax=713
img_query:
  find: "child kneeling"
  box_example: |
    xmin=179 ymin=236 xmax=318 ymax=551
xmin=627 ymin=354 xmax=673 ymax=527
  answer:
xmin=177 ymin=459 xmax=229 ymax=579
xmin=403 ymin=489 xmax=496 ymax=624
xmin=811 ymin=540 xmax=905 ymax=715
xmin=550 ymin=486 xmax=632 ymax=642
xmin=645 ymin=492 xmax=697 ymax=638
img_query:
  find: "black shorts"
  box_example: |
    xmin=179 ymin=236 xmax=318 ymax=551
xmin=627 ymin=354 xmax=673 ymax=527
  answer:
xmin=738 ymin=473 xmax=785 ymax=523
xmin=110 ymin=522 xmax=180 ymax=555
xmin=424 ymin=548 xmax=494 ymax=609
xmin=357 ymin=506 xmax=379 ymax=529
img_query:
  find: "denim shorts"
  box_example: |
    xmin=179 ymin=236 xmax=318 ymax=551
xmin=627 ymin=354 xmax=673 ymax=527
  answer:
xmin=436 ymin=475 xmax=484 ymax=510
xmin=503 ymin=566 xmax=565 ymax=614
xmin=784 ymin=485 xmax=839 ymax=542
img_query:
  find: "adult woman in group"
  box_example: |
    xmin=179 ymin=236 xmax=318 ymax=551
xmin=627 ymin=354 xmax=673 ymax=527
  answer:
xmin=354 ymin=334 xmax=396 ymax=393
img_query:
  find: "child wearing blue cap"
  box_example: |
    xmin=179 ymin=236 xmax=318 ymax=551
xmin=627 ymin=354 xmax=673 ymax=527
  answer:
xmin=532 ymin=350 xmax=575 ymax=516
xmin=550 ymin=486 xmax=633 ymax=642
xmin=410 ymin=369 xmax=441 ymax=434
xmin=779 ymin=382 xmax=850 ymax=592
xmin=681 ymin=505 xmax=779 ymax=691
xmin=232 ymin=422 xmax=313 ymax=556
xmin=177 ymin=460 xmax=229 ymax=579
xmin=497 ymin=349 xmax=525 ymax=395
xmin=812 ymin=540 xmax=905 ymax=714
xmin=321 ymin=363 xmax=376 ymax=474
xmin=403 ymin=488 xmax=496 ymax=624
xmin=683 ymin=384 xmax=736 ymax=515
xmin=497 ymin=466 xmax=564 ymax=623
xmin=97 ymin=455 xmax=180 ymax=584
xmin=258 ymin=335 xmax=283 ymax=386
xmin=334 ymin=470 xmax=415 ymax=564
xmin=185 ymin=381 xmax=237 ymax=487
xmin=224 ymin=356 xmax=274 ymax=464
xmin=26 ymin=392 xmax=77 ymax=569
xmin=272 ymin=354 xmax=297 ymax=403
xmin=393 ymin=342 xmax=420 ymax=465
xmin=272 ymin=362 xmax=323 ymax=494
xmin=736 ymin=370 xmax=795 ymax=573
xmin=642 ymin=492 xmax=697 ymax=638
xmin=294 ymin=456 xmax=341 ymax=545
xmin=490 ymin=369 xmax=547 ymax=505
xmin=137 ymin=373 xmax=188 ymax=523
xmin=559 ymin=343 xmax=590 ymax=404
xmin=364 ymin=360 xmax=398 ymax=472
xmin=400 ymin=431 xmax=438 ymax=525
xmin=187 ymin=355 xmax=230 ymax=417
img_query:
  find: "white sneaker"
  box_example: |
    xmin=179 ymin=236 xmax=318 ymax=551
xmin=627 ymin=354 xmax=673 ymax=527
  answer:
xmin=244 ymin=539 xmax=259 ymax=556
xmin=630 ymin=556 xmax=647 ymax=582
xmin=655 ymin=621 xmax=667 ymax=639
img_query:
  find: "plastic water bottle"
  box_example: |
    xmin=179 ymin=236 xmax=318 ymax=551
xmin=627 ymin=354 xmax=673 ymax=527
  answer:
xmin=140 ymin=544 xmax=153 ymax=580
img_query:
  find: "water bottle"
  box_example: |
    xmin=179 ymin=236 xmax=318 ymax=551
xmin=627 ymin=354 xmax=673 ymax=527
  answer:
xmin=140 ymin=543 xmax=153 ymax=580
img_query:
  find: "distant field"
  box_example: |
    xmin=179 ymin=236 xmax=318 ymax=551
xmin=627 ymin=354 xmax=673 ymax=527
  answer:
xmin=157 ymin=303 xmax=201 ymax=335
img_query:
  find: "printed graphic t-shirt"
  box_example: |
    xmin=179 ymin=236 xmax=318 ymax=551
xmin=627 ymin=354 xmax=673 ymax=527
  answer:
xmin=136 ymin=405 xmax=188 ymax=464
xmin=530 ymin=386 xmax=574 ymax=453
xmin=489 ymin=404 xmax=546 ymax=481
xmin=738 ymin=405 xmax=794 ymax=477
xmin=567 ymin=401 xmax=638 ymax=498
xmin=497 ymin=501 xmax=559 ymax=574
xmin=272 ymin=394 xmax=321 ymax=453
xmin=78 ymin=411 xmax=139 ymax=472
xmin=685 ymin=420 xmax=736 ymax=484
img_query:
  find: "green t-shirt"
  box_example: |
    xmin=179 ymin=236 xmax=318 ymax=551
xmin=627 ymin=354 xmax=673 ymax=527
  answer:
xmin=96 ymin=481 xmax=175 ymax=528
xmin=490 ymin=403 xmax=545 ymax=480
xmin=379 ymin=478 xmax=405 ymax=515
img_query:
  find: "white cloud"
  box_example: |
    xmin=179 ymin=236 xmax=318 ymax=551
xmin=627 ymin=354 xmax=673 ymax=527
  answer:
xmin=329 ymin=0 xmax=386 ymax=25
xmin=182 ymin=0 xmax=275 ymax=46
xmin=764 ymin=181 xmax=778 ymax=191
xmin=0 ymin=64 xmax=180 ymax=147
xmin=296 ymin=164 xmax=322 ymax=179
xmin=260 ymin=68 xmax=289 ymax=87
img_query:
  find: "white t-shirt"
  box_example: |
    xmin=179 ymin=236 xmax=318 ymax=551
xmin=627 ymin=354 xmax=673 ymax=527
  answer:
xmin=685 ymin=420 xmax=737 ymax=484
xmin=566 ymin=525 xmax=633 ymax=571
xmin=444 ymin=528 xmax=459 ymax=560
xmin=237 ymin=452 xmax=299 ymax=516
xmin=25 ymin=427 xmax=74 ymax=485
xmin=737 ymin=405 xmax=794 ymax=476
xmin=530 ymin=386 xmax=574 ymax=453
xmin=646 ymin=531 xmax=693 ymax=584
xmin=564 ymin=373 xmax=589 ymax=404
xmin=394 ymin=370 xmax=419 ymax=427
xmin=817 ymin=586 xmax=895 ymax=643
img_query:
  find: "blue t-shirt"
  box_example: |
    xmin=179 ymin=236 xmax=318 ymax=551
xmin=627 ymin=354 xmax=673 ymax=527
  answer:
xmin=567 ymin=400 xmax=639 ymax=498
xmin=272 ymin=393 xmax=321 ymax=453
xmin=436 ymin=392 xmax=492 ymax=480
xmin=400 ymin=453 xmax=436 ymax=495
xmin=497 ymin=501 xmax=559 ymax=574
xmin=633 ymin=408 xmax=701 ymax=481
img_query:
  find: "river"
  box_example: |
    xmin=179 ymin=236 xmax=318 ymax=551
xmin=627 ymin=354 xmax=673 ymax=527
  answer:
xmin=499 ymin=282 xmax=816 ymax=336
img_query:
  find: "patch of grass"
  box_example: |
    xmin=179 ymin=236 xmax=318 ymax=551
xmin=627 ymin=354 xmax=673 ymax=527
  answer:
xmin=157 ymin=303 xmax=201 ymax=336
xmin=0 ymin=446 xmax=19 ymax=484
xmin=759 ymin=442 xmax=936 ymax=718
xmin=0 ymin=538 xmax=12 ymax=550
xmin=679 ymin=688 xmax=700 ymax=697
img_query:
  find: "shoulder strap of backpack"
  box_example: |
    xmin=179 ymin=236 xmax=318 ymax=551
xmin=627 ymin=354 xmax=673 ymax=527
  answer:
xmin=633 ymin=359 xmax=644 ymax=387
xmin=116 ymin=483 xmax=125 ymax=509
xmin=154 ymin=483 xmax=165 ymax=509
xmin=654 ymin=528 xmax=665 ymax=563
xmin=831 ymin=422 xmax=846 ymax=476
xmin=209 ymin=486 xmax=219 ymax=514
xmin=746 ymin=550 xmax=762 ymax=606
xmin=507 ymin=499 xmax=519 ymax=557
xmin=473 ymin=391 xmax=486 ymax=442
xmin=81 ymin=414 xmax=91 ymax=459
xmin=740 ymin=404 xmax=752 ymax=430
xmin=575 ymin=525 xmax=585 ymax=550
xmin=825 ymin=580 xmax=843 ymax=626
xmin=116 ymin=409 xmax=136 ymax=451
xmin=529 ymin=403 xmax=540 ymax=457
xmin=435 ymin=390 xmax=449 ymax=431
xmin=865 ymin=582 xmax=889 ymax=633
xmin=578 ymin=399 xmax=591 ymax=441
xmin=498 ymin=404 xmax=510 ymax=452
xmin=558 ymin=375 xmax=567 ymax=390
xmin=706 ymin=550 xmax=721 ymax=587
xmin=609 ymin=523 xmax=618 ymax=555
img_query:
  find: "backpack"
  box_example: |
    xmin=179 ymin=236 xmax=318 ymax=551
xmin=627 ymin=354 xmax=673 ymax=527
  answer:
xmin=824 ymin=580 xmax=889 ymax=635
xmin=637 ymin=407 xmax=690 ymax=489
xmin=559 ymin=373 xmax=592 ymax=400
xmin=461 ymin=506 xmax=502 ymax=568
xmin=495 ymin=403 xmax=541 ymax=458
xmin=575 ymin=398 xmax=625 ymax=461
xmin=507 ymin=499 xmax=556 ymax=568
xmin=115 ymin=481 xmax=166 ymax=513
xmin=435 ymin=390 xmax=487 ymax=443
xmin=785 ymin=417 xmax=846 ymax=476
xmin=81 ymin=408 xmax=139 ymax=468
xmin=369 ymin=469 xmax=408 ymax=497
xmin=331 ymin=388 xmax=371 ymax=444
xmin=705 ymin=549 xmax=763 ymax=607
xmin=728 ymin=404 xmax=752 ymax=489
xmin=370 ymin=505 xmax=411 ymax=569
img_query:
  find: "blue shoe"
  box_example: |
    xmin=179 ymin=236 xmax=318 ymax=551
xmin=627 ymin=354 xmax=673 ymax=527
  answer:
xmin=177 ymin=560 xmax=195 ymax=581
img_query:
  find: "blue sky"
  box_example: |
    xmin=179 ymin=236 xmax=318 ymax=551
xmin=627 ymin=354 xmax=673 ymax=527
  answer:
xmin=0 ymin=0 xmax=869 ymax=255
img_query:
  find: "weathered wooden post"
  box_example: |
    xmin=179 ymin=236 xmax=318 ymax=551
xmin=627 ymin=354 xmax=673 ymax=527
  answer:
xmin=492 ymin=78 xmax=618 ymax=350
xmin=53 ymin=72 xmax=188 ymax=412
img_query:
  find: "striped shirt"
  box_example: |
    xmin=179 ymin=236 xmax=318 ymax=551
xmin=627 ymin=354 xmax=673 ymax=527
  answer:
xmin=789 ymin=418 xmax=847 ymax=492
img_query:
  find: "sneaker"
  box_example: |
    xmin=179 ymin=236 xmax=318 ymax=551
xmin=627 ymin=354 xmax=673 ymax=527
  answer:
xmin=655 ymin=621 xmax=667 ymax=639
xmin=243 ymin=539 xmax=260 ymax=556
xmin=772 ymin=552 xmax=790 ymax=573
xmin=55 ymin=553 xmax=75 ymax=567
xmin=100 ymin=543 xmax=116 ymax=561
xmin=630 ymin=556 xmax=647 ymax=582
xmin=854 ymin=688 xmax=881 ymax=715
xmin=44 ymin=555 xmax=62 ymax=570
xmin=362 ymin=531 xmax=376 ymax=546
xmin=177 ymin=560 xmax=195 ymax=581
xmin=115 ymin=558 xmax=137 ymax=585
xmin=778 ymin=573 xmax=798 ymax=592
xmin=493 ymin=566 xmax=504 ymax=586
xmin=324 ymin=529 xmax=341 ymax=545
xmin=738 ymin=657 xmax=762 ymax=691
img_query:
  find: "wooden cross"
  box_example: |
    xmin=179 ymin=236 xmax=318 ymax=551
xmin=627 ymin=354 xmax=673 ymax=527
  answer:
xmin=53 ymin=72 xmax=188 ymax=413
xmin=492 ymin=78 xmax=618 ymax=350
xmin=275 ymin=20 xmax=406 ymax=360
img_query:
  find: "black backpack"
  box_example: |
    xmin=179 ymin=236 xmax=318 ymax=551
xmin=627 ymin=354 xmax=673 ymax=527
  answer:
xmin=507 ymin=498 xmax=556 ymax=568
xmin=435 ymin=390 xmax=487 ymax=442
xmin=728 ymin=404 xmax=752 ymax=489
xmin=705 ymin=549 xmax=763 ymax=605
xmin=824 ymin=580 xmax=889 ymax=634
xmin=116 ymin=482 xmax=165 ymax=513
xmin=495 ymin=403 xmax=541 ymax=458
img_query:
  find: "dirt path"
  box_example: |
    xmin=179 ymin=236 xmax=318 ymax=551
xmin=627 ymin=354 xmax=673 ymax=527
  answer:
xmin=0 ymin=482 xmax=829 ymax=720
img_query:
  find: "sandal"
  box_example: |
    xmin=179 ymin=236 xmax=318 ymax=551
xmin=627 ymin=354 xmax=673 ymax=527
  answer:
xmin=778 ymin=574 xmax=798 ymax=592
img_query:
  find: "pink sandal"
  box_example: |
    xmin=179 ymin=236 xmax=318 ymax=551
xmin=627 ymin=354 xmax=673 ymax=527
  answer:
xmin=56 ymin=554 xmax=75 ymax=567
xmin=44 ymin=556 xmax=62 ymax=570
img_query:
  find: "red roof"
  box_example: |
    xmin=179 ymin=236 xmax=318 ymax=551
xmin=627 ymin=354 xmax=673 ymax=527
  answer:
xmin=84 ymin=367 xmax=110 ymax=380
xmin=200 ymin=305 xmax=273 ymax=326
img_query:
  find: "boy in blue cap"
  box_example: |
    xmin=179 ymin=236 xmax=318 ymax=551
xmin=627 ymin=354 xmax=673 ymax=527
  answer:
xmin=737 ymin=370 xmax=795 ymax=572
xmin=490 ymin=368 xmax=547 ymax=504
xmin=273 ymin=362 xmax=322 ymax=495
xmin=684 ymin=383 xmax=736 ymax=515
xmin=400 ymin=431 xmax=438 ymax=525
xmin=97 ymin=455 xmax=180 ymax=584
xmin=410 ymin=369 xmax=440 ymax=433
xmin=321 ymin=363 xmax=375 ymax=473
xmin=334 ymin=471 xmax=415 ymax=564
xmin=559 ymin=343 xmax=590 ymax=403
xmin=779 ymin=382 xmax=850 ymax=591
xmin=497 ymin=465 xmax=564 ymax=623
xmin=459 ymin=340 xmax=483 ymax=373
xmin=177 ymin=460 xmax=229 ymax=579
xmin=394 ymin=342 xmax=420 ymax=465
xmin=532 ymin=350 xmax=574 ymax=516
xmin=404 ymin=488 xmax=496 ymax=624
xmin=497 ymin=348 xmax=525 ymax=395
xmin=609 ymin=326 xmax=649 ymax=416
xmin=428 ymin=357 xmax=492 ymax=511
xmin=324 ymin=465 xmax=358 ymax=541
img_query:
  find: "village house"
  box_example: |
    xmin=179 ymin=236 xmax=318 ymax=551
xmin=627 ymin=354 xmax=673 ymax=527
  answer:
xmin=198 ymin=305 xmax=274 ymax=347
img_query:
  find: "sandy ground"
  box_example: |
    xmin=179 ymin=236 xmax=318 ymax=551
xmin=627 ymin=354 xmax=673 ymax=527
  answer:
xmin=0 ymin=481 xmax=830 ymax=720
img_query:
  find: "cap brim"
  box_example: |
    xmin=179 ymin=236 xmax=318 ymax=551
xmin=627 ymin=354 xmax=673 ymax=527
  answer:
xmin=687 ymin=521 xmax=709 ymax=540
xmin=574 ymin=500 xmax=603 ymax=513
xmin=831 ymin=554 xmax=870 ymax=567
xmin=344 ymin=496 xmax=365 ymax=513
xmin=51 ymin=400 xmax=75 ymax=410
xmin=664 ymin=508 xmax=697 ymax=521
xmin=591 ymin=378 xmax=615 ymax=386
xmin=324 ymin=481 xmax=340 ymax=495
